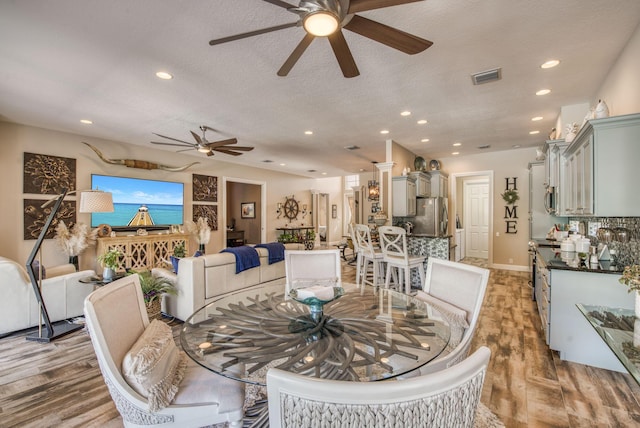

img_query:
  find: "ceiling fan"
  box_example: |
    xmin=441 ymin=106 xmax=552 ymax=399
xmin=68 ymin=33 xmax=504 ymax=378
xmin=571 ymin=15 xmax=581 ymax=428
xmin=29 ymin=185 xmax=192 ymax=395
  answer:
xmin=209 ymin=0 xmax=433 ymax=78
xmin=150 ymin=126 xmax=254 ymax=157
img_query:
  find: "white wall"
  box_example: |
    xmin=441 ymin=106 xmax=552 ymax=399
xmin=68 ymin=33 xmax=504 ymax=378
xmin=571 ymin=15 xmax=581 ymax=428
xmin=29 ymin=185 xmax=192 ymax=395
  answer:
xmin=0 ymin=122 xmax=316 ymax=270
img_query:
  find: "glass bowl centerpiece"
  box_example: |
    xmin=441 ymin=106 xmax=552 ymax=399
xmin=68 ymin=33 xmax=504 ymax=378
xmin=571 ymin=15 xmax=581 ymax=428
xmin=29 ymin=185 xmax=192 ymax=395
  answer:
xmin=289 ymin=284 xmax=344 ymax=322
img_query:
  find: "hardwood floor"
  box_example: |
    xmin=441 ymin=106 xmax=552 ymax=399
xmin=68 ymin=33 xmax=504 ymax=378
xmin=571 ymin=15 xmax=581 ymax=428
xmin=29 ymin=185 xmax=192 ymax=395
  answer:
xmin=2 ymin=259 xmax=640 ymax=427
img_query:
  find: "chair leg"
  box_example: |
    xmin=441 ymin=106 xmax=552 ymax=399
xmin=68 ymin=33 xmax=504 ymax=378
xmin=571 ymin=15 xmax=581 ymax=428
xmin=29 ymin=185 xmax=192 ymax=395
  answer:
xmin=355 ymin=253 xmax=362 ymax=287
xmin=404 ymin=268 xmax=411 ymax=295
xmin=384 ymin=264 xmax=392 ymax=289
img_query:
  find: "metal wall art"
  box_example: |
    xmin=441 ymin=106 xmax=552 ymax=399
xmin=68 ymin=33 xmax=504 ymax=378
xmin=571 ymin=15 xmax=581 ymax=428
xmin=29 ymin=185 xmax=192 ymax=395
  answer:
xmin=193 ymin=204 xmax=218 ymax=231
xmin=192 ymin=174 xmax=218 ymax=202
xmin=23 ymin=152 xmax=76 ymax=195
xmin=23 ymin=199 xmax=76 ymax=240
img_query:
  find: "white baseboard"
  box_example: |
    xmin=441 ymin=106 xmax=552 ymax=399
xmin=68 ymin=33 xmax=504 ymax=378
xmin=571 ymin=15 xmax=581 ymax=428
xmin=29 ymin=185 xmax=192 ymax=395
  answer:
xmin=490 ymin=263 xmax=530 ymax=272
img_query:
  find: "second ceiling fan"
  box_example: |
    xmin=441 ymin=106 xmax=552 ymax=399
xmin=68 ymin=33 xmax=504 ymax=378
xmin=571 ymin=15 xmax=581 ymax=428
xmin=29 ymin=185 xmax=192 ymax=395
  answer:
xmin=209 ymin=0 xmax=433 ymax=78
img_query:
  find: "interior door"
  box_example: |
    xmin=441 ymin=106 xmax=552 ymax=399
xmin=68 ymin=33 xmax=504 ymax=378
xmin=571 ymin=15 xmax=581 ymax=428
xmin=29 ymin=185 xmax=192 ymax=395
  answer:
xmin=464 ymin=180 xmax=489 ymax=259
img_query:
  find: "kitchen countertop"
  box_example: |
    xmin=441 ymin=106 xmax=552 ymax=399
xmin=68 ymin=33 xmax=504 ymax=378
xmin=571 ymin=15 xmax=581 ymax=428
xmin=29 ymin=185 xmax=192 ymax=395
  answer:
xmin=536 ymin=247 xmax=624 ymax=275
xmin=407 ymin=234 xmax=452 ymax=239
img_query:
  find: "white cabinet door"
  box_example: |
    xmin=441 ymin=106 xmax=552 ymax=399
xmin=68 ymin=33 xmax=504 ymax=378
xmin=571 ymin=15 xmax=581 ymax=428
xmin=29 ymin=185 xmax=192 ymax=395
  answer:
xmin=392 ymin=177 xmax=416 ymax=217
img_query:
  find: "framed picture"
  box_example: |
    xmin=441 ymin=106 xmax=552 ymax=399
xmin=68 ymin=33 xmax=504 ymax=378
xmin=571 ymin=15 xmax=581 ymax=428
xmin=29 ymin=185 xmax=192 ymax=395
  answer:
xmin=332 ymin=204 xmax=337 ymax=219
xmin=241 ymin=202 xmax=255 ymax=219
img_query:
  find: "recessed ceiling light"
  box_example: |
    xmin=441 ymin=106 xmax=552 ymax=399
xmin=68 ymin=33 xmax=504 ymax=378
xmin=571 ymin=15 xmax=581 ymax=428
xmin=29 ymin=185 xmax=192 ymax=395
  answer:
xmin=417 ymin=119 xmax=427 ymax=125
xmin=400 ymin=111 xmax=411 ymax=116
xmin=513 ymin=144 xmax=521 ymax=148
xmin=541 ymin=60 xmax=560 ymax=69
xmin=380 ymin=130 xmax=389 ymax=134
xmin=529 ymin=130 xmax=540 ymax=135
xmin=536 ymin=89 xmax=551 ymax=96
xmin=453 ymin=142 xmax=461 ymax=147
xmin=321 ymin=172 xmax=327 ymax=175
xmin=280 ymin=163 xmax=286 ymax=166
xmin=155 ymin=71 xmax=173 ymax=80
xmin=305 ymin=130 xmax=313 ymax=135
xmin=452 ymin=152 xmax=459 ymax=155
xmin=531 ymin=116 xmax=543 ymax=121
xmin=421 ymin=138 xmax=430 ymax=143
xmin=80 ymin=119 xmax=93 ymax=124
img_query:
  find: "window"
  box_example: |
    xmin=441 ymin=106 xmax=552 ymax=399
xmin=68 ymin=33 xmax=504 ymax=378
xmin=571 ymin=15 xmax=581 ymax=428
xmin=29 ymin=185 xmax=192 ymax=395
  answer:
xmin=344 ymin=175 xmax=359 ymax=189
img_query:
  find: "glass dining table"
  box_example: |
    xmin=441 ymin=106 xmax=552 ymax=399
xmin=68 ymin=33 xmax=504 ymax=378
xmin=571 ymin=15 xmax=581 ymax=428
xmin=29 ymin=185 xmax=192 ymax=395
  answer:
xmin=180 ymin=282 xmax=451 ymax=386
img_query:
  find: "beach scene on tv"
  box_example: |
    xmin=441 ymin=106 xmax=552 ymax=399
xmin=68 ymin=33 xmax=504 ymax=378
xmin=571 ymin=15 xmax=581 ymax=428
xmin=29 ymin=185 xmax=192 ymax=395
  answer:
xmin=91 ymin=175 xmax=184 ymax=228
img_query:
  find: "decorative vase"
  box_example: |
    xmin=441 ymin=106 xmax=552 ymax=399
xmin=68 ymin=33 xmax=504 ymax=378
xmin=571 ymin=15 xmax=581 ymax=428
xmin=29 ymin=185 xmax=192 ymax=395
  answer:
xmin=68 ymin=255 xmax=79 ymax=271
xmin=198 ymin=243 xmax=206 ymax=254
xmin=146 ymin=299 xmax=162 ymax=321
xmin=304 ymin=240 xmax=315 ymax=251
xmin=594 ymin=99 xmax=609 ymax=119
xmin=102 ymin=267 xmax=115 ymax=282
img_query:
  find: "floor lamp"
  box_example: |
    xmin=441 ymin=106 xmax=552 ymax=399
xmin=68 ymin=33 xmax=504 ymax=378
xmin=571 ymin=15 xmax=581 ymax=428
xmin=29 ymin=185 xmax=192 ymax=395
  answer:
xmin=26 ymin=188 xmax=114 ymax=343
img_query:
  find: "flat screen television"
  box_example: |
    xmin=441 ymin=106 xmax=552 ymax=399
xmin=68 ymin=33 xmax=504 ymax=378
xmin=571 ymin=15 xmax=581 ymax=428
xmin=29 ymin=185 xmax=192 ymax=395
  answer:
xmin=91 ymin=174 xmax=184 ymax=231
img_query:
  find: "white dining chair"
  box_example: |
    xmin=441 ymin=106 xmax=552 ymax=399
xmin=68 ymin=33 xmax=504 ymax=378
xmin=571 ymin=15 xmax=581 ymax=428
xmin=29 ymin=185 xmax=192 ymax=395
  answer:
xmin=378 ymin=225 xmax=426 ymax=294
xmin=416 ymin=258 xmax=490 ymax=375
xmin=353 ymin=224 xmax=385 ymax=288
xmin=267 ymin=346 xmax=491 ymax=428
xmin=284 ymin=249 xmax=342 ymax=295
xmin=84 ymin=274 xmax=245 ymax=427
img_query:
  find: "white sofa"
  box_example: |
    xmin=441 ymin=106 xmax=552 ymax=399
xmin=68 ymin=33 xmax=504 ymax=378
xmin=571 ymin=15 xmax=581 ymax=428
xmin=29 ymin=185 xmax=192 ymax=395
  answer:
xmin=0 ymin=256 xmax=96 ymax=336
xmin=153 ymin=243 xmax=302 ymax=322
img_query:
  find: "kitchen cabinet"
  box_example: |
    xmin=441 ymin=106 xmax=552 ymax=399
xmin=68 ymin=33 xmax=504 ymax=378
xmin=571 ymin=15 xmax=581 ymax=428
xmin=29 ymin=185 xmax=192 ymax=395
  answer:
xmin=409 ymin=171 xmax=431 ymax=197
xmin=429 ymin=171 xmax=449 ymax=198
xmin=392 ymin=176 xmax=416 ymax=217
xmin=543 ymin=140 xmax=568 ymax=188
xmin=558 ymin=113 xmax=640 ymax=216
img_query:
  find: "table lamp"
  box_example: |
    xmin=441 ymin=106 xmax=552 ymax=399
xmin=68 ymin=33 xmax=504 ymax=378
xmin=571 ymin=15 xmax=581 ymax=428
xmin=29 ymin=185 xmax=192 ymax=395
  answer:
xmin=26 ymin=188 xmax=114 ymax=343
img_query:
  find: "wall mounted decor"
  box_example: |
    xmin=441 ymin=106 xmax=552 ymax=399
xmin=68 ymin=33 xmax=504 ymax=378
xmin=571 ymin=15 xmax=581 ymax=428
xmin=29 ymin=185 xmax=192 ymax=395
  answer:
xmin=23 ymin=152 xmax=76 ymax=195
xmin=83 ymin=142 xmax=200 ymax=172
xmin=282 ymin=196 xmax=299 ymax=220
xmin=193 ymin=204 xmax=218 ymax=231
xmin=502 ymin=177 xmax=519 ymax=234
xmin=332 ymin=204 xmax=338 ymax=219
xmin=23 ymin=199 xmax=76 ymax=240
xmin=241 ymin=202 xmax=256 ymax=219
xmin=192 ymin=174 xmax=218 ymax=202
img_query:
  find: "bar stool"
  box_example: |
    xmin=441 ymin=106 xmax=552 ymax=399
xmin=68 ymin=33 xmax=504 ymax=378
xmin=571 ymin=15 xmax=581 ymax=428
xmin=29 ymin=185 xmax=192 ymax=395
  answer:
xmin=353 ymin=224 xmax=385 ymax=287
xmin=378 ymin=225 xmax=426 ymax=294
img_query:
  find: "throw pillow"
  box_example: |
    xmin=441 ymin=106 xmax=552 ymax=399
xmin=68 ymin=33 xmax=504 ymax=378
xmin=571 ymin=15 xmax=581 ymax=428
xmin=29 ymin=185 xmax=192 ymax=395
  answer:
xmin=122 ymin=319 xmax=187 ymax=412
xmin=415 ymin=291 xmax=469 ymax=348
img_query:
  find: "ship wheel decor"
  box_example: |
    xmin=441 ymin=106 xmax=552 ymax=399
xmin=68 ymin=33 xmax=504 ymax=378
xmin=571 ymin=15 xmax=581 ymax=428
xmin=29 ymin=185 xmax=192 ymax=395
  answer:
xmin=283 ymin=196 xmax=300 ymax=220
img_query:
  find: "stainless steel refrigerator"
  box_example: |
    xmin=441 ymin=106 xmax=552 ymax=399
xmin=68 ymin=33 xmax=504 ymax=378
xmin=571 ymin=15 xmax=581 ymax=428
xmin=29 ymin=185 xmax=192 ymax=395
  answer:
xmin=413 ymin=197 xmax=449 ymax=236
xmin=528 ymin=161 xmax=558 ymax=240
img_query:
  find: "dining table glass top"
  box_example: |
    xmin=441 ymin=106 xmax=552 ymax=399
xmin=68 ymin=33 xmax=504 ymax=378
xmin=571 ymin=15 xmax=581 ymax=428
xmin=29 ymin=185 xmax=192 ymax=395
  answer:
xmin=180 ymin=282 xmax=451 ymax=386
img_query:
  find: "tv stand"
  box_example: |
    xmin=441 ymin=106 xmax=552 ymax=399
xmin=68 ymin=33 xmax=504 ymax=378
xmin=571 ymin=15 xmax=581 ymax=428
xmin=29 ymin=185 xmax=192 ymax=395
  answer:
xmin=96 ymin=233 xmax=190 ymax=272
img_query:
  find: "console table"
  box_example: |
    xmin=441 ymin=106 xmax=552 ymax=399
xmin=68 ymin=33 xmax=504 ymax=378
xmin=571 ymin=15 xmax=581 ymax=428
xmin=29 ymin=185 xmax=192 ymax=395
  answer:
xmin=96 ymin=233 xmax=190 ymax=272
xmin=226 ymin=230 xmax=245 ymax=247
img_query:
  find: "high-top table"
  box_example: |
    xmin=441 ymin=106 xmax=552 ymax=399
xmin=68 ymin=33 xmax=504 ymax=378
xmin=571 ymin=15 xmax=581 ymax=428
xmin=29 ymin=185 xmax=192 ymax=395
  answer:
xmin=180 ymin=282 xmax=451 ymax=386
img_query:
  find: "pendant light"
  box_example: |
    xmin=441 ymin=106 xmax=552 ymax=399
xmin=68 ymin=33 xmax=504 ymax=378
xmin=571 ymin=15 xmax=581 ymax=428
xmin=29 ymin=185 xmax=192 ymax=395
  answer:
xmin=368 ymin=161 xmax=379 ymax=201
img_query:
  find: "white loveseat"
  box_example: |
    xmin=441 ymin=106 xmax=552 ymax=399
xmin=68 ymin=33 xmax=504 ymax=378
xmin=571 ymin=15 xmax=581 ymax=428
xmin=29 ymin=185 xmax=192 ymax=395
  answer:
xmin=0 ymin=256 xmax=96 ymax=336
xmin=153 ymin=243 xmax=302 ymax=322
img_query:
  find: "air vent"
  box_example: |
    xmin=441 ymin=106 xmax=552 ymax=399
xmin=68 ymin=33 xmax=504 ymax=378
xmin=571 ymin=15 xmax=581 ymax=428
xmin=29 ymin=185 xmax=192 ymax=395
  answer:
xmin=471 ymin=68 xmax=502 ymax=85
xmin=477 ymin=144 xmax=491 ymax=150
xmin=262 ymin=159 xmax=273 ymax=163
xmin=307 ymin=169 xmax=317 ymax=173
xmin=344 ymin=145 xmax=360 ymax=150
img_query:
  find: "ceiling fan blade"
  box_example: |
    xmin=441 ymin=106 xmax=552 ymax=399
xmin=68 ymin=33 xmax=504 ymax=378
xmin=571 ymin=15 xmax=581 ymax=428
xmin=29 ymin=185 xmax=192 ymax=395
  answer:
xmin=190 ymin=130 xmax=205 ymax=145
xmin=348 ymin=0 xmax=424 ymax=14
xmin=344 ymin=14 xmax=432 ymax=54
xmin=209 ymin=22 xmax=298 ymax=46
xmin=221 ymin=145 xmax=254 ymax=151
xmin=152 ymin=133 xmax=195 ymax=146
xmin=278 ymin=33 xmax=315 ymax=76
xmin=262 ymin=0 xmax=297 ymax=8
xmin=150 ymin=141 xmax=195 ymax=148
xmin=205 ymin=138 xmax=239 ymax=148
xmin=328 ymin=30 xmax=360 ymax=78
xmin=213 ymin=148 xmax=244 ymax=156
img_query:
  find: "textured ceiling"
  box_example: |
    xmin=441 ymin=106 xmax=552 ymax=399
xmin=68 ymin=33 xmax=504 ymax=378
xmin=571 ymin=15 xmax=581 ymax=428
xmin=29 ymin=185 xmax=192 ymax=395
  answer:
xmin=1 ymin=0 xmax=639 ymax=177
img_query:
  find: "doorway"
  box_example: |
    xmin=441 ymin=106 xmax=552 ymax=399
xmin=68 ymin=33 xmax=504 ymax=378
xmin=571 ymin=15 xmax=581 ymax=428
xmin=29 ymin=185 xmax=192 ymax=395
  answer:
xmin=450 ymin=172 xmax=493 ymax=263
xmin=223 ymin=177 xmax=266 ymax=246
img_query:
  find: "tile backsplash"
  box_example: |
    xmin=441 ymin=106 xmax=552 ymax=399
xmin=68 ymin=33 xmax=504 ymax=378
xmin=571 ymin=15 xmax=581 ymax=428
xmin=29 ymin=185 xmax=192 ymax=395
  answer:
xmin=570 ymin=216 xmax=640 ymax=267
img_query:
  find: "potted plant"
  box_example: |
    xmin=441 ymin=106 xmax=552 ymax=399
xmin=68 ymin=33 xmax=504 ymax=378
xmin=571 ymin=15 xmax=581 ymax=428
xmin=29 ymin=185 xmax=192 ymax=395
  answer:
xmin=131 ymin=270 xmax=177 ymax=320
xmin=170 ymin=242 xmax=186 ymax=273
xmin=619 ymin=265 xmax=640 ymax=317
xmin=97 ymin=248 xmax=122 ymax=281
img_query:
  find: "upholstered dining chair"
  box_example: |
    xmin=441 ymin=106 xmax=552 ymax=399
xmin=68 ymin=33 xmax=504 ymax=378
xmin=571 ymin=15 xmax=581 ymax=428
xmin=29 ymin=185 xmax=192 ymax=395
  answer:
xmin=353 ymin=224 xmax=385 ymax=288
xmin=84 ymin=274 xmax=245 ymax=428
xmin=267 ymin=346 xmax=491 ymax=428
xmin=377 ymin=225 xmax=426 ymax=294
xmin=415 ymin=258 xmax=490 ymax=375
xmin=284 ymin=249 xmax=342 ymax=295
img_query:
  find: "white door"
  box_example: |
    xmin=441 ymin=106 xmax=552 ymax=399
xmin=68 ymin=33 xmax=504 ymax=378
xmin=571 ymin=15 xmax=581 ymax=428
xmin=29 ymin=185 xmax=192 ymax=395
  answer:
xmin=464 ymin=179 xmax=489 ymax=259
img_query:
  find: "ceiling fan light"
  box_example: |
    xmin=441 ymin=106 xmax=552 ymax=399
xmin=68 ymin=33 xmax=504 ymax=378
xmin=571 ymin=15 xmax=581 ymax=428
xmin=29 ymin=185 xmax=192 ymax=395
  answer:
xmin=303 ymin=11 xmax=339 ymax=37
xmin=197 ymin=147 xmax=211 ymax=153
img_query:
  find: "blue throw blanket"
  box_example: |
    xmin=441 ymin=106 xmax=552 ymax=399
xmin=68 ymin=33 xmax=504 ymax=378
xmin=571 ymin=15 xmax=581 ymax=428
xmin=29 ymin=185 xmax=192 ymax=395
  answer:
xmin=255 ymin=242 xmax=286 ymax=264
xmin=220 ymin=246 xmax=260 ymax=274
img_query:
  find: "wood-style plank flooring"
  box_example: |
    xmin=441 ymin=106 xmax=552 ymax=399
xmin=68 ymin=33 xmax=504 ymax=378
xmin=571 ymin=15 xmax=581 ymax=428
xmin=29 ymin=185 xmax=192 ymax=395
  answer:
xmin=2 ymin=258 xmax=640 ymax=427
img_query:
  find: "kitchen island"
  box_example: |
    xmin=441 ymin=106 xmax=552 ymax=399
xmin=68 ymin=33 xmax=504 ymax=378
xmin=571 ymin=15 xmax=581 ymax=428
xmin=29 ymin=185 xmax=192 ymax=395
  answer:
xmin=405 ymin=234 xmax=452 ymax=289
xmin=535 ymin=247 xmax=632 ymax=372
